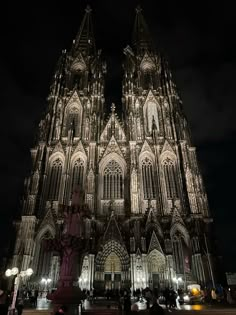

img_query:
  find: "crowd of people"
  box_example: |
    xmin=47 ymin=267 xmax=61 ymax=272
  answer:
xmin=1 ymin=283 xmax=236 ymax=315
xmin=0 ymin=286 xmax=39 ymax=315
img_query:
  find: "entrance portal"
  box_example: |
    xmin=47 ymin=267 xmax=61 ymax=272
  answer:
xmin=104 ymin=252 xmax=121 ymax=290
xmin=147 ymin=249 xmax=166 ymax=289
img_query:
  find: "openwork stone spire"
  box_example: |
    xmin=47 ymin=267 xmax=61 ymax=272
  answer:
xmin=73 ymin=5 xmax=96 ymax=55
xmin=132 ymin=5 xmax=154 ymax=52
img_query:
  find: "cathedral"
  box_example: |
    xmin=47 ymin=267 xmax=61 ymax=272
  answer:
xmin=11 ymin=6 xmax=216 ymax=293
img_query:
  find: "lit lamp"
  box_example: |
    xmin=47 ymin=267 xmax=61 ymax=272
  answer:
xmin=5 ymin=267 xmax=33 ymax=313
xmin=41 ymin=278 xmax=52 ymax=293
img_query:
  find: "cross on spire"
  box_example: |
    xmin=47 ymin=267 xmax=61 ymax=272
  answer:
xmin=73 ymin=5 xmax=95 ymax=54
xmin=132 ymin=6 xmax=154 ymax=52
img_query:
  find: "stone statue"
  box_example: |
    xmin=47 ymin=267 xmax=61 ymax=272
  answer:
xmin=63 ymin=209 xmax=81 ymax=238
xmin=62 ymin=185 xmax=85 ymax=237
xmin=59 ymin=236 xmax=79 ymax=278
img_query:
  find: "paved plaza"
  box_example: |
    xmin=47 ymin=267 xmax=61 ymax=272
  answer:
xmin=20 ymin=297 xmax=236 ymax=314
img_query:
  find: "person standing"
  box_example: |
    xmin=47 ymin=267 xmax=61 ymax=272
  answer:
xmin=123 ymin=290 xmax=131 ymax=315
xmin=211 ymin=288 xmax=217 ymax=304
xmin=16 ymin=297 xmax=24 ymax=315
xmin=163 ymin=287 xmax=170 ymax=310
xmin=89 ymin=288 xmax=94 ymax=304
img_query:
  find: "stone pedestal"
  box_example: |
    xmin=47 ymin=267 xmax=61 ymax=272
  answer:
xmin=48 ymin=286 xmax=82 ymax=315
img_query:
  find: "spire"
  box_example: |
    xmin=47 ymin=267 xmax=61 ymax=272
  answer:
xmin=73 ymin=5 xmax=96 ymax=55
xmin=132 ymin=5 xmax=154 ymax=53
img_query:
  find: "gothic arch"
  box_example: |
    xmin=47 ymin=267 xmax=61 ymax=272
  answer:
xmin=145 ymin=223 xmax=163 ymax=239
xmin=34 ymin=225 xmax=55 ymax=277
xmin=143 ymin=93 xmax=161 ymax=134
xmin=160 ymin=152 xmax=179 ymax=200
xmin=159 ymin=150 xmax=177 ymax=163
xmin=48 ymin=152 xmax=65 ymax=165
xmin=147 ymin=249 xmax=166 ymax=273
xmin=70 ymin=153 xmax=87 ymax=193
xmin=99 ymin=152 xmax=126 ymax=174
xmin=96 ymin=240 xmax=129 ymax=272
xmin=99 ymin=153 xmax=126 ymax=201
xmin=170 ymin=223 xmax=190 ymax=275
xmin=139 ymin=153 xmax=156 ymax=200
xmin=139 ymin=147 xmax=155 ymax=162
xmin=63 ymin=101 xmax=83 ymax=137
xmin=36 ymin=224 xmax=56 ymax=242
xmin=140 ymin=56 xmax=157 ymax=90
xmin=170 ymin=223 xmax=190 ymax=246
xmin=71 ymin=151 xmax=87 ymax=166
xmin=47 ymin=156 xmax=64 ymax=200
xmin=140 ymin=59 xmax=155 ymax=72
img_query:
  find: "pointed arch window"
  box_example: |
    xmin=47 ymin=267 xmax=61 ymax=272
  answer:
xmin=143 ymin=70 xmax=154 ymax=90
xmin=48 ymin=158 xmax=63 ymax=200
xmin=162 ymin=158 xmax=179 ymax=199
xmin=141 ymin=157 xmax=156 ymax=199
xmin=103 ymin=160 xmax=123 ymax=199
xmin=64 ymin=106 xmax=81 ymax=137
xmin=87 ymin=170 xmax=94 ymax=193
xmin=36 ymin=232 xmax=53 ymax=276
xmin=71 ymin=158 xmax=85 ymax=191
xmin=146 ymin=102 xmax=159 ymax=134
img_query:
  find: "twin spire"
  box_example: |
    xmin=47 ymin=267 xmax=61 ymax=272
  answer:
xmin=73 ymin=5 xmax=96 ymax=55
xmin=132 ymin=5 xmax=154 ymax=52
xmin=73 ymin=5 xmax=155 ymax=55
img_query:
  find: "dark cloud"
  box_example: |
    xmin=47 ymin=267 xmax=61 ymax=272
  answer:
xmin=1 ymin=1 xmax=236 ymax=270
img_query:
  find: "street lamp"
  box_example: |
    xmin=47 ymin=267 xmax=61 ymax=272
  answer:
xmin=41 ymin=278 xmax=52 ymax=295
xmin=173 ymin=277 xmax=182 ymax=290
xmin=5 ymin=267 xmax=33 ymax=314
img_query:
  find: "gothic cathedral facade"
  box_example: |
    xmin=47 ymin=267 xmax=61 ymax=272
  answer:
xmin=11 ymin=7 xmax=215 ymax=292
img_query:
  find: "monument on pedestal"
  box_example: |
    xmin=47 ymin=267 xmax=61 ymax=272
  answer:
xmin=46 ymin=185 xmax=88 ymax=314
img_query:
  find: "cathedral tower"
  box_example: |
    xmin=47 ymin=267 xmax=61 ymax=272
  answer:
xmin=11 ymin=6 xmax=216 ymax=292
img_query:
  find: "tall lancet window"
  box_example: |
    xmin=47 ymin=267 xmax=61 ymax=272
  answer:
xmin=48 ymin=159 xmax=63 ymax=200
xmin=141 ymin=157 xmax=156 ymax=199
xmin=162 ymin=158 xmax=179 ymax=198
xmin=146 ymin=102 xmax=159 ymax=134
xmin=71 ymin=158 xmax=85 ymax=192
xmin=172 ymin=236 xmax=184 ymax=274
xmin=65 ymin=107 xmax=80 ymax=137
xmin=103 ymin=160 xmax=123 ymax=199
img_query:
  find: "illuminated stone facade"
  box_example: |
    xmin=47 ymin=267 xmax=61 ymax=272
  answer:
xmin=11 ymin=6 xmax=215 ymax=292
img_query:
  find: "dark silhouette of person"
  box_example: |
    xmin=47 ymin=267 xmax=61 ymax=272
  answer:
xmin=149 ymin=298 xmax=165 ymax=315
xmin=123 ymin=290 xmax=131 ymax=315
xmin=16 ymin=298 xmax=24 ymax=315
xmin=0 ymin=289 xmax=9 ymax=315
xmin=163 ymin=287 xmax=170 ymax=310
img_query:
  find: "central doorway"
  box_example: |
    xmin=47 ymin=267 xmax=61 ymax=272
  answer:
xmin=147 ymin=249 xmax=166 ymax=290
xmin=104 ymin=252 xmax=121 ymax=290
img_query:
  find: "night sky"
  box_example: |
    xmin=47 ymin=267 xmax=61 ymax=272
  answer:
xmin=1 ymin=1 xmax=236 ymax=271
